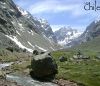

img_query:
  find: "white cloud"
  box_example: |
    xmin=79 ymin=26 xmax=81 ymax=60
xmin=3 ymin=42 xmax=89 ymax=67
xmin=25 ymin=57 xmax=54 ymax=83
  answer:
xmin=15 ymin=0 xmax=100 ymax=18
xmin=28 ymin=0 xmax=80 ymax=15
xmin=14 ymin=0 xmax=100 ymax=31
xmin=27 ymin=0 xmax=100 ymax=19
xmin=14 ymin=0 xmax=100 ymax=18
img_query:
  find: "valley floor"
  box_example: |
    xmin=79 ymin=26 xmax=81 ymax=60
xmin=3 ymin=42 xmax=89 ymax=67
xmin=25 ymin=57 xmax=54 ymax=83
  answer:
xmin=1 ymin=49 xmax=100 ymax=86
xmin=0 ymin=49 xmax=80 ymax=86
xmin=52 ymin=50 xmax=100 ymax=86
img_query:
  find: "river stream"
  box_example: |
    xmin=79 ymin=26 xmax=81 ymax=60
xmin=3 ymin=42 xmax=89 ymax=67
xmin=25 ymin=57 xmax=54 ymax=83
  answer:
xmin=0 ymin=63 xmax=58 ymax=86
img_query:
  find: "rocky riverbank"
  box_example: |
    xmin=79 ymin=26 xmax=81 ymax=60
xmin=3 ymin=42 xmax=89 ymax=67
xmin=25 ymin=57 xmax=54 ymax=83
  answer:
xmin=53 ymin=79 xmax=82 ymax=86
xmin=0 ymin=78 xmax=21 ymax=86
xmin=0 ymin=52 xmax=80 ymax=86
xmin=0 ymin=63 xmax=22 ymax=86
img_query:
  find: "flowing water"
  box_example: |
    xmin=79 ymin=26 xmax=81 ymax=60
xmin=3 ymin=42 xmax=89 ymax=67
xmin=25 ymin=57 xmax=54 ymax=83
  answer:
xmin=0 ymin=63 xmax=58 ymax=86
xmin=0 ymin=62 xmax=14 ymax=69
xmin=6 ymin=74 xmax=58 ymax=86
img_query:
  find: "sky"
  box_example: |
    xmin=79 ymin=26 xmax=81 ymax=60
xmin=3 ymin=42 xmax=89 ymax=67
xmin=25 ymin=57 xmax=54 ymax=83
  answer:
xmin=13 ymin=0 xmax=100 ymax=32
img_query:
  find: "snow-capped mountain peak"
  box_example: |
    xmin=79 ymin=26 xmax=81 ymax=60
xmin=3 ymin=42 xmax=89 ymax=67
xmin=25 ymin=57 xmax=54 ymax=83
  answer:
xmin=38 ymin=19 xmax=49 ymax=25
xmin=54 ymin=27 xmax=83 ymax=47
xmin=95 ymin=16 xmax=100 ymax=23
xmin=17 ymin=6 xmax=28 ymax=16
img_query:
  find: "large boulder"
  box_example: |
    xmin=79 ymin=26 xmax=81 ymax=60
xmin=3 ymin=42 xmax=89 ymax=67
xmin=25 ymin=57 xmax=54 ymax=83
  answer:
xmin=31 ymin=52 xmax=58 ymax=79
xmin=73 ymin=55 xmax=90 ymax=60
xmin=33 ymin=50 xmax=39 ymax=55
xmin=59 ymin=56 xmax=67 ymax=62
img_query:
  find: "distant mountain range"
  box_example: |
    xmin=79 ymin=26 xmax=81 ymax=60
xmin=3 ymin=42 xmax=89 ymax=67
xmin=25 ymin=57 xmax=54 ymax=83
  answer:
xmin=54 ymin=17 xmax=100 ymax=48
xmin=80 ymin=20 xmax=100 ymax=42
xmin=67 ymin=18 xmax=100 ymax=50
xmin=54 ymin=26 xmax=82 ymax=47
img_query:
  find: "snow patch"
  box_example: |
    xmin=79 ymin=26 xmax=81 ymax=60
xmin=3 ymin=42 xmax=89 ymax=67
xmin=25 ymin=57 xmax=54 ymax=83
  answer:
xmin=11 ymin=21 xmax=15 ymax=24
xmin=50 ymin=47 xmax=55 ymax=51
xmin=38 ymin=19 xmax=48 ymax=25
xmin=70 ymin=32 xmax=82 ymax=39
xmin=42 ymin=34 xmax=54 ymax=46
xmin=67 ymin=32 xmax=71 ymax=35
xmin=28 ymin=30 xmax=34 ymax=35
xmin=28 ymin=41 xmax=35 ymax=48
xmin=58 ymin=31 xmax=83 ymax=46
xmin=10 ymin=9 xmax=15 ymax=12
xmin=41 ymin=25 xmax=44 ymax=28
xmin=17 ymin=6 xmax=28 ymax=16
xmin=18 ymin=23 xmax=25 ymax=31
xmin=1 ymin=5 xmax=6 ymax=9
xmin=0 ymin=2 xmax=6 ymax=5
xmin=95 ymin=16 xmax=100 ymax=23
xmin=16 ymin=30 xmax=21 ymax=36
xmin=35 ymin=45 xmax=47 ymax=51
xmin=95 ymin=20 xmax=100 ymax=23
xmin=0 ymin=62 xmax=14 ymax=69
xmin=58 ymin=40 xmax=66 ymax=46
xmin=18 ymin=23 xmax=23 ymax=28
xmin=6 ymin=35 xmax=33 ymax=52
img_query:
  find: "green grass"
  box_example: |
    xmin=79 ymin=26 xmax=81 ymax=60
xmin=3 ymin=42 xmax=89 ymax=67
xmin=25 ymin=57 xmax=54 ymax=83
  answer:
xmin=72 ymin=36 xmax=100 ymax=52
xmin=52 ymin=50 xmax=100 ymax=86
xmin=11 ymin=61 xmax=31 ymax=75
xmin=0 ymin=49 xmax=32 ymax=75
xmin=0 ymin=49 xmax=31 ymax=62
xmin=0 ymin=49 xmax=17 ymax=62
xmin=1 ymin=43 xmax=100 ymax=86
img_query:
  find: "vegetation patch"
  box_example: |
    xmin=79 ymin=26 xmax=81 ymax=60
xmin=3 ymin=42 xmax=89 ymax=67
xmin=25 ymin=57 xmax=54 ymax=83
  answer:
xmin=52 ymin=50 xmax=100 ymax=86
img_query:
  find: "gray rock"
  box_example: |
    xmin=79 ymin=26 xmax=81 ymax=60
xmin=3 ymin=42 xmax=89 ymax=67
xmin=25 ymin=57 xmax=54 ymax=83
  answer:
xmin=31 ymin=52 xmax=58 ymax=79
xmin=59 ymin=56 xmax=67 ymax=62
xmin=73 ymin=55 xmax=90 ymax=60
xmin=33 ymin=50 xmax=39 ymax=55
xmin=96 ymin=56 xmax=100 ymax=60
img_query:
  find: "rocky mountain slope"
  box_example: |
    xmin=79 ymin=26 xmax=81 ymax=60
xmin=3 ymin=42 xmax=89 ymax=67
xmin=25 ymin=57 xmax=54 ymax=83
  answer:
xmin=0 ymin=0 xmax=59 ymax=52
xmin=62 ymin=18 xmax=100 ymax=49
xmin=73 ymin=36 xmax=100 ymax=52
xmin=79 ymin=20 xmax=100 ymax=42
xmin=72 ymin=19 xmax=100 ymax=46
xmin=54 ymin=19 xmax=100 ymax=48
xmin=54 ymin=26 xmax=82 ymax=47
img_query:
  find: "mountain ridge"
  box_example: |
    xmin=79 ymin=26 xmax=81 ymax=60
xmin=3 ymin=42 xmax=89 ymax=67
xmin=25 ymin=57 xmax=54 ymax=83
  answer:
xmin=0 ymin=0 xmax=60 ymax=52
xmin=54 ymin=26 xmax=82 ymax=47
